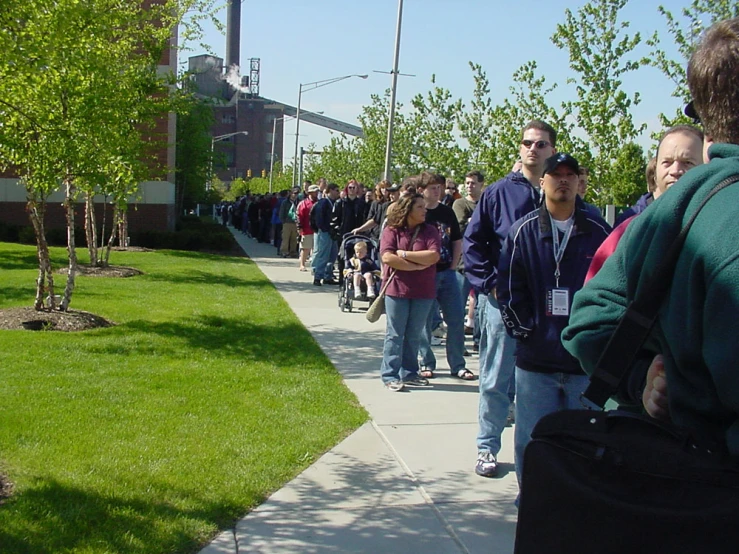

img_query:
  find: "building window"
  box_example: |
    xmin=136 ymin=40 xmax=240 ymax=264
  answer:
xmin=222 ymin=114 xmax=235 ymax=124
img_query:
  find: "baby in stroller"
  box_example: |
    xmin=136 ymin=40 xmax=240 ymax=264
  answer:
xmin=349 ymin=241 xmax=379 ymax=299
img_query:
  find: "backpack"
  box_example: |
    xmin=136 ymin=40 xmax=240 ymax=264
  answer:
xmin=309 ymin=201 xmax=320 ymax=232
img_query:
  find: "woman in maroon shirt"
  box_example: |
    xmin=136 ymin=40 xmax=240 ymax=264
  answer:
xmin=379 ymin=194 xmax=441 ymax=392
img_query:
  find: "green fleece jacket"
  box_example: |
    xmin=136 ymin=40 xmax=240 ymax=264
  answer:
xmin=562 ymin=143 xmax=739 ymax=456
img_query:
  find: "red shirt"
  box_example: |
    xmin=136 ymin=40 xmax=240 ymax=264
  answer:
xmin=296 ymin=197 xmax=316 ymax=235
xmin=380 ymin=223 xmax=441 ymax=299
xmin=585 ymin=216 xmax=635 ymax=282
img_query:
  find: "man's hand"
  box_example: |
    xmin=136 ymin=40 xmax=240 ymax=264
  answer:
xmin=642 ymin=354 xmax=670 ymax=421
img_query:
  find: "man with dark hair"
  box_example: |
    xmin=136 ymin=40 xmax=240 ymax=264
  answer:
xmin=577 ymin=166 xmax=589 ymax=197
xmin=279 ymin=188 xmax=299 ymax=258
xmin=464 ymin=120 xmax=556 ymax=477
xmin=497 ymin=153 xmax=610 ymax=492
xmin=454 ymin=170 xmax=485 ymax=347
xmin=563 ymin=17 xmax=739 ymax=455
xmin=311 ymin=183 xmax=340 ymax=285
xmin=417 ymin=171 xmax=474 ymax=381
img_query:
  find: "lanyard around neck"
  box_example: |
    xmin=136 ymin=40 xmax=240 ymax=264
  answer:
xmin=550 ymin=212 xmax=574 ymax=287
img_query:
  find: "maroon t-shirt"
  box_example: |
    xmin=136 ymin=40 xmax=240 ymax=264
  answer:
xmin=380 ymin=223 xmax=441 ymax=299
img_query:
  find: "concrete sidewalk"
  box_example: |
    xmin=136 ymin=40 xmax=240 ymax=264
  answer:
xmin=199 ymin=230 xmax=518 ymax=554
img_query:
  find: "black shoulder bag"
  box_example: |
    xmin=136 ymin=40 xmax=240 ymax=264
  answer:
xmin=515 ymin=175 xmax=739 ymax=554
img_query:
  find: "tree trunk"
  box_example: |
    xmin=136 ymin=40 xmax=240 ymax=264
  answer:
xmin=62 ymin=177 xmax=78 ymax=312
xmin=85 ymin=193 xmax=99 ymax=267
xmin=103 ymin=205 xmax=122 ymax=266
xmin=118 ymin=211 xmax=129 ymax=247
xmin=27 ymin=197 xmax=55 ymax=310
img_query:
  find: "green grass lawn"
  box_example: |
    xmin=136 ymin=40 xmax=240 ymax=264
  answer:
xmin=0 ymin=242 xmax=368 ymax=553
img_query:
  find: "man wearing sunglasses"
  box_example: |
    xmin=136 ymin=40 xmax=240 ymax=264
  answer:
xmin=463 ymin=120 xmax=556 ymax=478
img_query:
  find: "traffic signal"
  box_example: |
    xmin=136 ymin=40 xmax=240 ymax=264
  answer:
xmin=247 ymin=169 xmax=252 ymax=178
xmin=261 ymin=169 xmax=266 ymax=178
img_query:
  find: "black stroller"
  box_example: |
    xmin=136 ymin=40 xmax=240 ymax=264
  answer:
xmin=337 ymin=233 xmax=381 ymax=313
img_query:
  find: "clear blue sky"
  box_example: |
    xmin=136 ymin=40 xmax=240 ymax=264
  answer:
xmin=179 ymin=0 xmax=692 ymax=165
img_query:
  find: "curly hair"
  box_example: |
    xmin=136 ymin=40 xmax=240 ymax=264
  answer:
xmin=385 ymin=193 xmax=424 ymax=229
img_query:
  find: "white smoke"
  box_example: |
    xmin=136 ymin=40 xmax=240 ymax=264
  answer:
xmin=223 ymin=64 xmax=249 ymax=93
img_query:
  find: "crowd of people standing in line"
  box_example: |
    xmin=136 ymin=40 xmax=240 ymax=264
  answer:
xmin=215 ymin=17 xmax=739 ymax=510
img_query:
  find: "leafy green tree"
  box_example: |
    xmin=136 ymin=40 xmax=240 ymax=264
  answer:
xmin=406 ymin=77 xmax=467 ymax=179
xmin=0 ymin=0 xmax=218 ymax=310
xmin=176 ymin=93 xmax=217 ymax=215
xmin=552 ymin=0 xmax=647 ymax=205
xmin=646 ymin=0 xmax=739 ymax=128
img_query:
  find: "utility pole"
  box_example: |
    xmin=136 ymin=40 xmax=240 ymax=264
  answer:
xmin=383 ymin=0 xmax=404 ymax=181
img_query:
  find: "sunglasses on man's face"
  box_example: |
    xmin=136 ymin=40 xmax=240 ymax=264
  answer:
xmin=521 ymin=139 xmax=551 ymax=150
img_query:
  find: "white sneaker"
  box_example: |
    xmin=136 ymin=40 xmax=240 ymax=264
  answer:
xmin=432 ymin=323 xmax=447 ymax=339
xmin=430 ymin=336 xmax=443 ymax=346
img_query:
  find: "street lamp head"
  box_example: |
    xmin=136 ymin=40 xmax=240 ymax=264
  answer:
xmin=357 ymin=74 xmax=369 ymax=79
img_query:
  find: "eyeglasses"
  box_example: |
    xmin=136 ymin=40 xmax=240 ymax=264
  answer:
xmin=521 ymin=139 xmax=551 ymax=150
xmin=347 ymin=186 xmax=356 ymax=189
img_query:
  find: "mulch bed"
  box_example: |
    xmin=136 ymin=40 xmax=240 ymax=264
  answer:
xmin=57 ymin=265 xmax=143 ymax=278
xmin=0 ymin=307 xmax=114 ymax=332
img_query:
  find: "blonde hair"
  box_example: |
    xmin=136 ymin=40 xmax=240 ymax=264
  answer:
xmin=353 ymin=241 xmax=368 ymax=254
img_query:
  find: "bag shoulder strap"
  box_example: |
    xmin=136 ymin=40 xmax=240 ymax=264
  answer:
xmin=582 ymin=174 xmax=739 ymax=410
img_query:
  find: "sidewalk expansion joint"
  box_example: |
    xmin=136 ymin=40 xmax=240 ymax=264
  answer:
xmin=370 ymin=419 xmax=471 ymax=554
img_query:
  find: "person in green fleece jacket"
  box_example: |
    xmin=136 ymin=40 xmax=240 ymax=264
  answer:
xmin=562 ymin=16 xmax=739 ymax=457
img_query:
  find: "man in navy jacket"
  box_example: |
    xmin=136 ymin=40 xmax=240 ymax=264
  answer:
xmin=497 ymin=153 xmax=611 ymax=490
xmin=463 ymin=120 xmax=556 ymax=478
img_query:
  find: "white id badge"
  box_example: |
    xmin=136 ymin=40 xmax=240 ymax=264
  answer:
xmin=547 ymin=288 xmax=570 ymax=316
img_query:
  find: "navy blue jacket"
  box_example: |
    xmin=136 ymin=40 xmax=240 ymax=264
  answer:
xmin=315 ymin=197 xmax=336 ymax=233
xmin=615 ymin=192 xmax=654 ymax=226
xmin=497 ymin=198 xmax=611 ymax=374
xmin=463 ymin=171 xmax=540 ymax=294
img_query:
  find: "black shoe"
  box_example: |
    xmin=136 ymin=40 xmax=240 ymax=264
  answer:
xmin=323 ymin=278 xmax=338 ymax=285
xmin=313 ymin=279 xmax=322 ymax=286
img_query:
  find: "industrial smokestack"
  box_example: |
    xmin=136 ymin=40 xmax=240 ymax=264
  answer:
xmin=225 ymin=0 xmax=241 ymax=71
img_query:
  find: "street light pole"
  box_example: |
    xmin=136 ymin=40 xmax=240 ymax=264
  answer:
xmin=291 ymin=73 xmax=369 ymax=188
xmin=383 ymin=0 xmax=404 ymax=182
xmin=210 ymin=131 xmax=249 ymax=188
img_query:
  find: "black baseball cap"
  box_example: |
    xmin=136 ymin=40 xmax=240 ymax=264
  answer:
xmin=386 ymin=183 xmax=400 ymax=192
xmin=685 ymin=100 xmax=701 ymax=123
xmin=543 ymin=153 xmax=580 ymax=176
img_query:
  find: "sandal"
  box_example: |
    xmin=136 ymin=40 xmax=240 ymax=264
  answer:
xmin=419 ymin=368 xmax=435 ymax=379
xmin=454 ymin=369 xmax=476 ymax=381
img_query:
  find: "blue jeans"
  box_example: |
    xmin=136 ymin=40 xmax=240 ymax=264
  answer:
xmin=381 ymin=296 xmax=434 ymax=383
xmin=476 ymin=294 xmax=517 ymax=455
xmin=514 ymin=368 xmax=589 ymax=487
xmin=311 ymin=230 xmax=337 ymax=280
xmin=418 ymin=269 xmax=466 ymax=374
xmin=456 ymin=271 xmax=481 ymax=346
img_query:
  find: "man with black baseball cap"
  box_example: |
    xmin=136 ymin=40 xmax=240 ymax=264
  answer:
xmin=496 ymin=152 xmax=611 ymax=495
